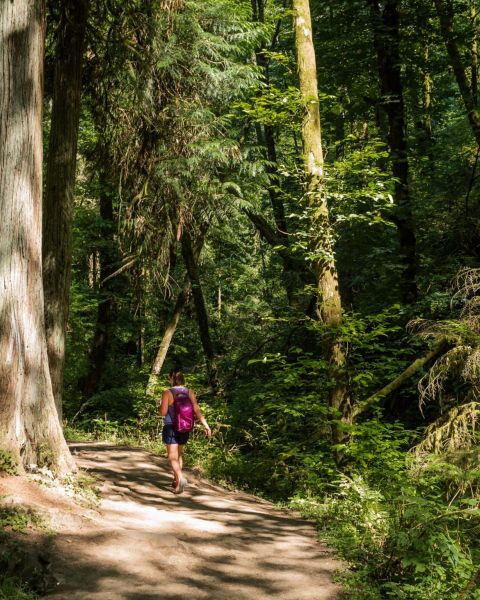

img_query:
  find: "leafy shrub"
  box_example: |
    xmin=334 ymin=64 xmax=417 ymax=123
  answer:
xmin=0 ymin=506 xmax=43 ymax=535
xmin=290 ymin=456 xmax=480 ymax=600
xmin=0 ymin=451 xmax=17 ymax=476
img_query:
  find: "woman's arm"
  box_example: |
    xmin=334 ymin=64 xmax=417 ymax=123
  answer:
xmin=189 ymin=390 xmax=212 ymax=438
xmin=159 ymin=389 xmax=172 ymax=417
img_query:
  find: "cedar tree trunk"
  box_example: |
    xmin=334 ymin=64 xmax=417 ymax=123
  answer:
xmin=0 ymin=0 xmax=75 ymax=474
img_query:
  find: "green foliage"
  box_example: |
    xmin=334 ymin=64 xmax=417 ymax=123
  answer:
xmin=0 ymin=451 xmax=17 ymax=476
xmin=291 ymin=455 xmax=480 ymax=600
xmin=0 ymin=506 xmax=43 ymax=536
xmin=0 ymin=577 xmax=36 ymax=600
xmin=55 ymin=1 xmax=480 ymax=600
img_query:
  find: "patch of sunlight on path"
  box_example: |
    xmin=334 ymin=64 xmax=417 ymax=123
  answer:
xmin=43 ymin=442 xmax=342 ymax=600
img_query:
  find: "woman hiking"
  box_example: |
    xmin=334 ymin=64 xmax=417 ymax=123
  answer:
xmin=159 ymin=368 xmax=211 ymax=494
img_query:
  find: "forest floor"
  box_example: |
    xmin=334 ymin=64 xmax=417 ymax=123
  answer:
xmin=1 ymin=442 xmax=343 ymax=599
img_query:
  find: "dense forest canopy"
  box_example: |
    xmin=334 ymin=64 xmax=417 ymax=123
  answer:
xmin=1 ymin=0 xmax=480 ymax=597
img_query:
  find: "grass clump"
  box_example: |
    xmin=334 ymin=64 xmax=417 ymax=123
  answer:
xmin=0 ymin=577 xmax=36 ymax=600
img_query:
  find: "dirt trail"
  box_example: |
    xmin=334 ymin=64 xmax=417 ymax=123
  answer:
xmin=39 ymin=442 xmax=342 ymax=600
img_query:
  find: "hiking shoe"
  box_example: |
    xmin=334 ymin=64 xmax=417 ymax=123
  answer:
xmin=174 ymin=476 xmax=187 ymax=494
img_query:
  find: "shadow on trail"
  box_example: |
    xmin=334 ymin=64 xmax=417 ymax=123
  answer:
xmin=41 ymin=443 xmax=340 ymax=599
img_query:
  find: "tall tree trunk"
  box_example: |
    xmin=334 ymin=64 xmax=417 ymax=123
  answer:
xmin=43 ymin=0 xmax=89 ymax=421
xmin=421 ymin=42 xmax=433 ymax=145
xmin=81 ymin=168 xmax=117 ymax=398
xmin=434 ymin=0 xmax=480 ymax=145
xmin=369 ymin=0 xmax=418 ymax=304
xmin=135 ymin=266 xmax=145 ymax=368
xmin=293 ymin=0 xmax=351 ymax=441
xmin=145 ymin=281 xmax=192 ymax=397
xmin=181 ymin=231 xmax=217 ymax=388
xmin=0 ymin=0 xmax=74 ymax=475
xmin=417 ymin=6 xmax=434 ymax=159
xmin=470 ymin=0 xmax=478 ymax=107
xmin=251 ymin=0 xmax=303 ymax=308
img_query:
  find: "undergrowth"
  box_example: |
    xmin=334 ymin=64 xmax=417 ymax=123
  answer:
xmin=0 ymin=503 xmax=44 ymax=600
xmin=64 ymin=371 xmax=480 ymax=600
xmin=0 ymin=577 xmax=36 ymax=600
xmin=0 ymin=450 xmax=17 ymax=476
xmin=0 ymin=504 xmax=44 ymax=536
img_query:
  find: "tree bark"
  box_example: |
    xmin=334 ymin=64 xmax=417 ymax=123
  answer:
xmin=43 ymin=0 xmax=89 ymax=421
xmin=0 ymin=0 xmax=74 ymax=475
xmin=181 ymin=231 xmax=217 ymax=388
xmin=434 ymin=0 xmax=480 ymax=145
xmin=369 ymin=0 xmax=418 ymax=304
xmin=293 ymin=0 xmax=351 ymax=441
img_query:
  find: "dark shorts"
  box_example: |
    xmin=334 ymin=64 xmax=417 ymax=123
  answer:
xmin=162 ymin=424 xmax=190 ymax=445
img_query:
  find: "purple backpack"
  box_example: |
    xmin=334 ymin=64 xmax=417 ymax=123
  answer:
xmin=172 ymin=387 xmax=195 ymax=432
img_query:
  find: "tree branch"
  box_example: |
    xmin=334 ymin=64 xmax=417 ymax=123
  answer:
xmin=244 ymin=209 xmax=284 ymax=247
xmin=352 ymin=337 xmax=450 ymax=419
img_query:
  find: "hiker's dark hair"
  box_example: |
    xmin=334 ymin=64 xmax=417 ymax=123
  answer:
xmin=169 ymin=367 xmax=185 ymax=386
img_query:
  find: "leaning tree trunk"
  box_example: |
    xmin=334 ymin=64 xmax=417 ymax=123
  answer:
xmin=369 ymin=0 xmax=418 ymax=304
xmin=43 ymin=0 xmax=89 ymax=421
xmin=145 ymin=281 xmax=192 ymax=397
xmin=293 ymin=0 xmax=351 ymax=441
xmin=146 ymin=227 xmax=208 ymax=396
xmin=0 ymin=0 xmax=75 ymax=475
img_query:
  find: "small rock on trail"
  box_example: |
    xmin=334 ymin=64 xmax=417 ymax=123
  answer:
xmin=42 ymin=442 xmax=342 ymax=600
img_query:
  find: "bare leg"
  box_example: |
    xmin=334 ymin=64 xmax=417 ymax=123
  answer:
xmin=166 ymin=444 xmax=182 ymax=486
xmin=178 ymin=444 xmax=185 ymax=472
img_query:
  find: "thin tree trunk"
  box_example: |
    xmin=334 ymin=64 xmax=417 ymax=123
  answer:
xmin=146 ymin=225 xmax=208 ymax=395
xmin=434 ymin=0 xmax=480 ymax=145
xmin=181 ymin=231 xmax=217 ymax=388
xmin=293 ymin=0 xmax=351 ymax=441
xmin=458 ymin=567 xmax=480 ymax=600
xmin=145 ymin=281 xmax=192 ymax=397
xmin=252 ymin=0 xmax=302 ymax=308
xmin=0 ymin=0 xmax=74 ymax=474
xmin=135 ymin=266 xmax=145 ymax=367
xmin=43 ymin=0 xmax=89 ymax=421
xmin=81 ymin=168 xmax=117 ymax=398
xmin=369 ymin=0 xmax=418 ymax=304
xmin=419 ymin=32 xmax=433 ymax=154
xmin=470 ymin=0 xmax=478 ymax=107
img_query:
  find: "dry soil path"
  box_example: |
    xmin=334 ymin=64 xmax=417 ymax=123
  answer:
xmin=43 ymin=442 xmax=342 ymax=600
